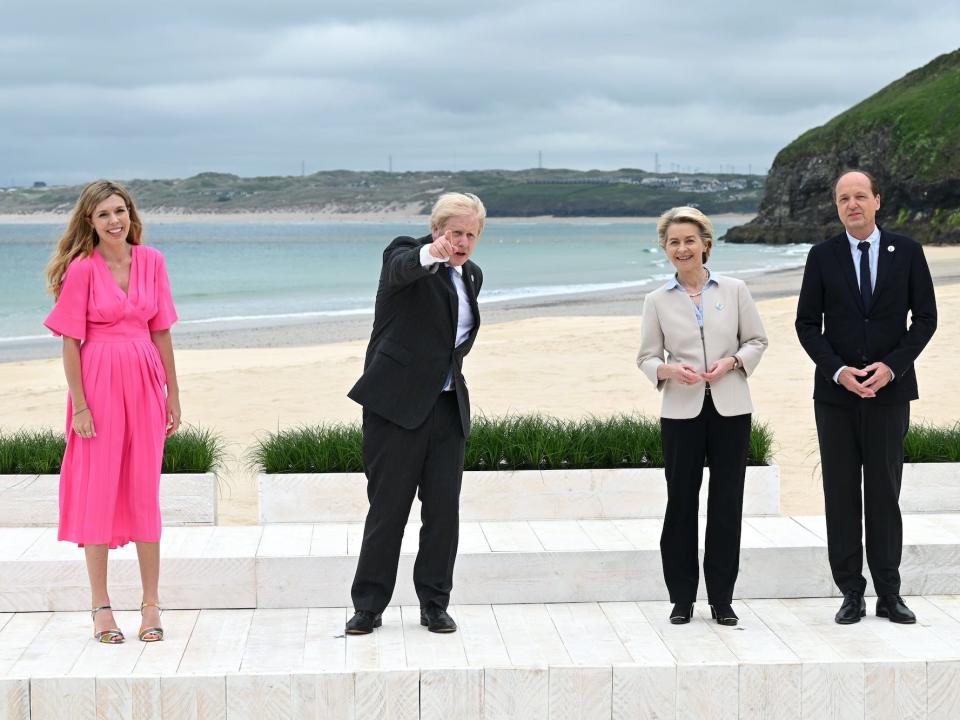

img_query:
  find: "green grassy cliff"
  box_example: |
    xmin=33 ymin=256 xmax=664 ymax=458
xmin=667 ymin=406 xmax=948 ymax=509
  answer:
xmin=726 ymin=48 xmax=960 ymax=244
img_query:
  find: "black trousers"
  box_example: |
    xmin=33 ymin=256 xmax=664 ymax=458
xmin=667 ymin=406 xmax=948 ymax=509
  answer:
xmin=660 ymin=394 xmax=751 ymax=605
xmin=814 ymin=400 xmax=910 ymax=596
xmin=351 ymin=392 xmax=465 ymax=613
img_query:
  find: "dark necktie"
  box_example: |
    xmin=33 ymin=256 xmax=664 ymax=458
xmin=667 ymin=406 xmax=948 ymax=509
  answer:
xmin=443 ymin=265 xmax=456 ymax=390
xmin=858 ymin=241 xmax=872 ymax=311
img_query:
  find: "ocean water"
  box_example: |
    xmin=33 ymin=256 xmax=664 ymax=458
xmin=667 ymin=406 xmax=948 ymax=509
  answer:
xmin=0 ymin=219 xmax=811 ymax=343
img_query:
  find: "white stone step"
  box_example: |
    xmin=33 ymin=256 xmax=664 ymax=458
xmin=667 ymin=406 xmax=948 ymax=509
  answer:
xmin=3 ymin=515 xmax=960 ymax=612
xmin=258 ymin=466 xmax=781 ymax=523
xmin=0 ymin=473 xmax=217 ymax=527
xmin=1 ymin=598 xmax=959 ymax=719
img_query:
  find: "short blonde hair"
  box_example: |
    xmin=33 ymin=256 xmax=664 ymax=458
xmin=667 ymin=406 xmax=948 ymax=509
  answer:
xmin=656 ymin=206 xmax=714 ymax=263
xmin=430 ymin=192 xmax=486 ymax=235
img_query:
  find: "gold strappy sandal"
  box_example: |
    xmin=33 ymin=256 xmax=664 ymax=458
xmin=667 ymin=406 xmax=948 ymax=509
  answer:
xmin=92 ymin=605 xmax=125 ymax=644
xmin=138 ymin=601 xmax=164 ymax=642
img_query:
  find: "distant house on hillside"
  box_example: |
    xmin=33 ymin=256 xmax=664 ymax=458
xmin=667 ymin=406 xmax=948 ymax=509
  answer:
xmin=640 ymin=176 xmax=681 ymax=188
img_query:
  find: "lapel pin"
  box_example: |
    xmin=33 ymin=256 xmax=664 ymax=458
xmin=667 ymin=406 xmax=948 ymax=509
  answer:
xmin=715 ymin=302 xmax=724 ymax=310
xmin=887 ymin=245 xmax=895 ymax=252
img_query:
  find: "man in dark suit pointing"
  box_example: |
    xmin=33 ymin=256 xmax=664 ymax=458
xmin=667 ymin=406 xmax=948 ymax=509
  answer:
xmin=796 ymin=170 xmax=937 ymax=625
xmin=345 ymin=193 xmax=485 ymax=634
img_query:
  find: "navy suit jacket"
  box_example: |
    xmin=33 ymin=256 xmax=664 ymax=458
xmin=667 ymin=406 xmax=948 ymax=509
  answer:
xmin=348 ymin=234 xmax=483 ymax=435
xmin=795 ymin=228 xmax=937 ymax=406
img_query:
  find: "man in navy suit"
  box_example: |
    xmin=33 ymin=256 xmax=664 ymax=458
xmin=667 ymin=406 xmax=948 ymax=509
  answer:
xmin=345 ymin=193 xmax=485 ymax=634
xmin=796 ymin=170 xmax=937 ymax=624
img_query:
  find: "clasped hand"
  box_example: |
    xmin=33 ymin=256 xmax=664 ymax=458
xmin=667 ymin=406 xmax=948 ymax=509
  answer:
xmin=667 ymin=357 xmax=737 ymax=385
xmin=838 ymin=362 xmax=893 ymax=399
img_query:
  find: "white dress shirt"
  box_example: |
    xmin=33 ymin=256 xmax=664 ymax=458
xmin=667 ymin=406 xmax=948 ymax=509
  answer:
xmin=847 ymin=225 xmax=881 ymax=291
xmin=420 ymin=244 xmax=475 ymax=390
xmin=833 ymin=225 xmax=893 ymax=383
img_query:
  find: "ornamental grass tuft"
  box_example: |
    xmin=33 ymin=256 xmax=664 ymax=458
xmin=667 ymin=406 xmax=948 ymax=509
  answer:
xmin=464 ymin=414 xmax=666 ymax=470
xmin=747 ymin=419 xmax=774 ymax=470
xmin=160 ymin=426 xmax=227 ymax=474
xmin=252 ymin=414 xmax=776 ymax=473
xmin=0 ymin=429 xmax=65 ymax=474
xmin=250 ymin=423 xmax=364 ymax=474
xmin=903 ymin=422 xmax=960 ymax=463
xmin=0 ymin=426 xmax=225 ymax=474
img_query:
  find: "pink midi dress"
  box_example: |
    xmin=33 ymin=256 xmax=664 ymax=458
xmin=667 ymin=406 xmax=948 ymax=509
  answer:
xmin=44 ymin=245 xmax=178 ymax=548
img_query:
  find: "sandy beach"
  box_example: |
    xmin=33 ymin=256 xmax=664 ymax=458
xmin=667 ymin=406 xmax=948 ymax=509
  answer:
xmin=2 ymin=245 xmax=958 ymax=525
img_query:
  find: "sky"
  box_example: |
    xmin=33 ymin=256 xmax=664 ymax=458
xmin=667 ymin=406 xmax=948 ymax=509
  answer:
xmin=3 ymin=1 xmax=959 ymax=185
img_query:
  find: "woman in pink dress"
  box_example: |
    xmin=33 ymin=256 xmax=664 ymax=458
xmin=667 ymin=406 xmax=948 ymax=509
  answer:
xmin=44 ymin=180 xmax=180 ymax=643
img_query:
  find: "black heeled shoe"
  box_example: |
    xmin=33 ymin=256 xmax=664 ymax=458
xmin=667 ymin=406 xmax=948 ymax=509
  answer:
xmin=669 ymin=602 xmax=694 ymax=624
xmin=709 ymin=603 xmax=739 ymax=626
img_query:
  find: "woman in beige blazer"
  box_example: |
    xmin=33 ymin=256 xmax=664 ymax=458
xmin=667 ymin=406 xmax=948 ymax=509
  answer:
xmin=637 ymin=206 xmax=767 ymax=626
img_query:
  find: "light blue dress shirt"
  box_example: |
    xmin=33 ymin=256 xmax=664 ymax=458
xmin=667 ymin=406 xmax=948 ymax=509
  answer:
xmin=666 ymin=269 xmax=718 ymax=327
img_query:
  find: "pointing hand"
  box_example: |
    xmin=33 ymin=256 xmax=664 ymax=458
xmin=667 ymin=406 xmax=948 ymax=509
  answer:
xmin=429 ymin=230 xmax=455 ymax=260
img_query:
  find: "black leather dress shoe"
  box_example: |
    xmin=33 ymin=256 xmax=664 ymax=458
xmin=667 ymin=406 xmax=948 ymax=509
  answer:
xmin=345 ymin=610 xmax=382 ymax=635
xmin=835 ymin=591 xmax=866 ymax=624
xmin=709 ymin=603 xmax=739 ymax=626
xmin=420 ymin=607 xmax=457 ymax=633
xmin=669 ymin=602 xmax=694 ymax=625
xmin=876 ymin=595 xmax=916 ymax=624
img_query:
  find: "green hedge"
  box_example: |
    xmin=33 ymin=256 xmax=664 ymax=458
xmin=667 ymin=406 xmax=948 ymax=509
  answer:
xmin=11 ymin=417 xmax=953 ymax=475
xmin=0 ymin=427 xmax=225 ymax=474
xmin=251 ymin=414 xmax=775 ymax=473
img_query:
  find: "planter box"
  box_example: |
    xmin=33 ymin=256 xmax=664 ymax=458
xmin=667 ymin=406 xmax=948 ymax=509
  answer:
xmin=0 ymin=473 xmax=217 ymax=526
xmin=901 ymin=463 xmax=960 ymax=512
xmin=258 ymin=466 xmax=781 ymax=523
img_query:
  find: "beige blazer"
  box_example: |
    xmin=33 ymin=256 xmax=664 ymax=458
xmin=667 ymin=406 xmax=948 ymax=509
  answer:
xmin=637 ymin=273 xmax=767 ymax=419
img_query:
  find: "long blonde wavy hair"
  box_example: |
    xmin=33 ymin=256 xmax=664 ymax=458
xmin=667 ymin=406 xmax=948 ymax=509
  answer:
xmin=45 ymin=180 xmax=143 ymax=298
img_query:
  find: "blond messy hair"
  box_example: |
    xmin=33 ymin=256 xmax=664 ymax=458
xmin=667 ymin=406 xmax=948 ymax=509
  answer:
xmin=430 ymin=192 xmax=486 ymax=235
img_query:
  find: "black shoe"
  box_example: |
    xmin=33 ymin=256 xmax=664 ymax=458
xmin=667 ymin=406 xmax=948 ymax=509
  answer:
xmin=669 ymin=602 xmax=694 ymax=625
xmin=345 ymin=610 xmax=382 ymax=635
xmin=709 ymin=603 xmax=739 ymax=626
xmin=835 ymin=591 xmax=866 ymax=624
xmin=876 ymin=595 xmax=916 ymax=624
xmin=420 ymin=606 xmax=457 ymax=633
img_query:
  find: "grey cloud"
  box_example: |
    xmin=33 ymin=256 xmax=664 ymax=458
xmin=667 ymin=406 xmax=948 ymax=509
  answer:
xmin=1 ymin=1 xmax=958 ymax=184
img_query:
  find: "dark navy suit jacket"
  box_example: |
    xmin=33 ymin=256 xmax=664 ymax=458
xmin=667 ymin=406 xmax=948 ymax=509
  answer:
xmin=795 ymin=228 xmax=937 ymax=406
xmin=348 ymin=234 xmax=483 ymax=436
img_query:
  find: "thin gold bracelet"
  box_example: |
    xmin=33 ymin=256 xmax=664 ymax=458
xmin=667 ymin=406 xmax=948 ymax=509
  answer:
xmin=73 ymin=407 xmax=90 ymax=416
